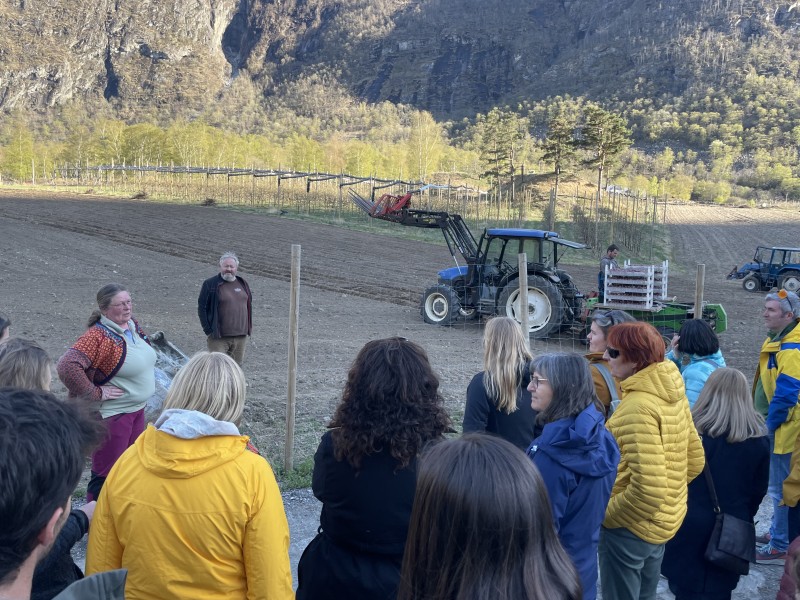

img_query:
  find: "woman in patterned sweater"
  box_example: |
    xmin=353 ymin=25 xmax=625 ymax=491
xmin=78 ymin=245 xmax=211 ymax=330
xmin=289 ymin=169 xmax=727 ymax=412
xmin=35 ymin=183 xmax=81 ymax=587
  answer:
xmin=57 ymin=283 xmax=156 ymax=501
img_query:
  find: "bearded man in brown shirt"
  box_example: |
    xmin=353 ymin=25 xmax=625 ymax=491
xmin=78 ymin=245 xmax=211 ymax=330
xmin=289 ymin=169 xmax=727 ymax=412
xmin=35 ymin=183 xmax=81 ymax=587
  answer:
xmin=198 ymin=252 xmax=252 ymax=366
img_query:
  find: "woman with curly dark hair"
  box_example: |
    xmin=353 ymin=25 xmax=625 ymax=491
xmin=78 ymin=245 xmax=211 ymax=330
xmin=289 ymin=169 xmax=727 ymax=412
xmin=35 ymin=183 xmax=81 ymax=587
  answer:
xmin=296 ymin=337 xmax=451 ymax=600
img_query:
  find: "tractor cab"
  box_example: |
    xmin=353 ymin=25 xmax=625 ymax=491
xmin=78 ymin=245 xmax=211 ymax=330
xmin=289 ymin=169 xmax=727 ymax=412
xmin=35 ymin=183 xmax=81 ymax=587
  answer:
xmin=471 ymin=228 xmax=585 ymax=286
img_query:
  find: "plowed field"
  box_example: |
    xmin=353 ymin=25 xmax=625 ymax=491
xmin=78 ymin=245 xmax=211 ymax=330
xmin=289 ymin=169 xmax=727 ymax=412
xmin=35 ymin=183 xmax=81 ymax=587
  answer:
xmin=3 ymin=190 xmax=800 ymax=460
xmin=3 ymin=190 xmax=800 ymax=597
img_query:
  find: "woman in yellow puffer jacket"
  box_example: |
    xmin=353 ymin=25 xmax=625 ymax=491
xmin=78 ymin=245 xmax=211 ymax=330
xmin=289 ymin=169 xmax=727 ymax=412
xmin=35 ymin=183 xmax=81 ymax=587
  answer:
xmin=598 ymin=322 xmax=705 ymax=600
xmin=85 ymin=352 xmax=293 ymax=600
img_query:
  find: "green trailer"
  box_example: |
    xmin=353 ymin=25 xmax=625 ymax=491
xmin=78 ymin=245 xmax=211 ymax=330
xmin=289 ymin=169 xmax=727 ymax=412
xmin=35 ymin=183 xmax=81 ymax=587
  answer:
xmin=585 ymin=297 xmax=728 ymax=336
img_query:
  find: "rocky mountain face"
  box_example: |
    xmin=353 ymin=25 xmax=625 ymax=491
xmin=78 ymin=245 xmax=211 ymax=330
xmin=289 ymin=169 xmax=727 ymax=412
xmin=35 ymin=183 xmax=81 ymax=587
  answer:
xmin=2 ymin=0 xmax=800 ymax=120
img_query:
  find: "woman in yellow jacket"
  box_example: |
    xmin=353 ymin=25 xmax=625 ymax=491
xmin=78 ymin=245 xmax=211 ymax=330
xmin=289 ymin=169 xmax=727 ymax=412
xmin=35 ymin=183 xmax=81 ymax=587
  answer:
xmin=598 ymin=322 xmax=705 ymax=600
xmin=86 ymin=352 xmax=293 ymax=600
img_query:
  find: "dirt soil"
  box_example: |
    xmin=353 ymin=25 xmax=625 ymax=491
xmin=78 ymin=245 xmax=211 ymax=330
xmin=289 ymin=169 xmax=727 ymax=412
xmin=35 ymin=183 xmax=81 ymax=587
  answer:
xmin=2 ymin=190 xmax=800 ymax=596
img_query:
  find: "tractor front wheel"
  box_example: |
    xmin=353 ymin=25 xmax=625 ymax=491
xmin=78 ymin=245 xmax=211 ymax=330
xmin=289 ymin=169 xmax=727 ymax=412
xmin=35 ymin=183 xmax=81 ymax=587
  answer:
xmin=498 ymin=275 xmax=564 ymax=339
xmin=779 ymin=271 xmax=800 ymax=293
xmin=742 ymin=275 xmax=760 ymax=293
xmin=421 ymin=285 xmax=461 ymax=326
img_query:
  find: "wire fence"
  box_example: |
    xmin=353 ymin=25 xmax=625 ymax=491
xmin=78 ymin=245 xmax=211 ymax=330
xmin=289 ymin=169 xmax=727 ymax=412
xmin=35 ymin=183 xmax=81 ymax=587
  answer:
xmin=38 ymin=163 xmax=670 ymax=258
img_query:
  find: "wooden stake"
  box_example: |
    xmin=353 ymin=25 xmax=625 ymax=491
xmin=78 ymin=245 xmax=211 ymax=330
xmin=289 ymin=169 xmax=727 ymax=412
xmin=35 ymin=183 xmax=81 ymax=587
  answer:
xmin=694 ymin=264 xmax=705 ymax=319
xmin=518 ymin=253 xmax=530 ymax=349
xmin=285 ymin=244 xmax=301 ymax=473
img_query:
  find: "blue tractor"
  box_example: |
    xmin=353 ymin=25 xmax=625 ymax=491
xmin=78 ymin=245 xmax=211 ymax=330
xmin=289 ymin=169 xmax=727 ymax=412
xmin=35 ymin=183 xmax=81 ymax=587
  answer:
xmin=350 ymin=190 xmax=588 ymax=338
xmin=727 ymin=246 xmax=800 ymax=293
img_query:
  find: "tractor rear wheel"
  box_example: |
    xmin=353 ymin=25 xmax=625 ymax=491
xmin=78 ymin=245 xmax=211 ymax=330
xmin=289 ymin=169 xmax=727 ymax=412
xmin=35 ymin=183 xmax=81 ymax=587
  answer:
xmin=779 ymin=271 xmax=800 ymax=293
xmin=742 ymin=275 xmax=760 ymax=292
xmin=421 ymin=285 xmax=461 ymax=326
xmin=498 ymin=275 xmax=564 ymax=339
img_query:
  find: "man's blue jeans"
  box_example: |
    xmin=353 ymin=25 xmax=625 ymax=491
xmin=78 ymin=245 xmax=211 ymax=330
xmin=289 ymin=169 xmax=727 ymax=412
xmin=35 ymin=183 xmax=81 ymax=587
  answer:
xmin=768 ymin=432 xmax=792 ymax=552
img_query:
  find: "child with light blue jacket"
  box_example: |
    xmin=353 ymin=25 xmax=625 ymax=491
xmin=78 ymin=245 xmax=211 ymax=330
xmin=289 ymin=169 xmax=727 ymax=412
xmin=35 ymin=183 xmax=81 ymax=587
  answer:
xmin=666 ymin=319 xmax=726 ymax=407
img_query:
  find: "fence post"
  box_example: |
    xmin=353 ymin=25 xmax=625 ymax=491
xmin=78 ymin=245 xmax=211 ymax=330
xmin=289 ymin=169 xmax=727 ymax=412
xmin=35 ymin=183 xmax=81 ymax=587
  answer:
xmin=285 ymin=244 xmax=301 ymax=473
xmin=338 ymin=173 xmax=343 ymax=219
xmin=518 ymin=253 xmax=530 ymax=350
xmin=694 ymin=264 xmax=705 ymax=320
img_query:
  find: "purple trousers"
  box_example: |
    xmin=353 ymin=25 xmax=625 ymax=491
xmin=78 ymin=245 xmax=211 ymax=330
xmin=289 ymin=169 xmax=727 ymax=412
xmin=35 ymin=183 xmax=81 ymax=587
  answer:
xmin=86 ymin=408 xmax=145 ymax=501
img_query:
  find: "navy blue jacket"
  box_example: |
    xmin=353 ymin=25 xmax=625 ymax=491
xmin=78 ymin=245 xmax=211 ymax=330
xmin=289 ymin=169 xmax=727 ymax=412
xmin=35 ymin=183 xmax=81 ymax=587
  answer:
xmin=527 ymin=404 xmax=620 ymax=600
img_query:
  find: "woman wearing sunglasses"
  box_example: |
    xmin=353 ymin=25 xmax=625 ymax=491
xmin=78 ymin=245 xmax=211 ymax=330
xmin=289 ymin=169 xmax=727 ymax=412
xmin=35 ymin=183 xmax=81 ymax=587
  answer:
xmin=586 ymin=309 xmax=635 ymax=417
xmin=526 ymin=353 xmax=620 ymax=600
xmin=599 ymin=322 xmax=705 ymax=600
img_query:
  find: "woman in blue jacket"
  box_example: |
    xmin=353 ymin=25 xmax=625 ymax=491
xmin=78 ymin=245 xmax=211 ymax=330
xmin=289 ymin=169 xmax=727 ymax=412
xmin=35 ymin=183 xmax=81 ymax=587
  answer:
xmin=666 ymin=319 xmax=726 ymax=407
xmin=526 ymin=353 xmax=620 ymax=600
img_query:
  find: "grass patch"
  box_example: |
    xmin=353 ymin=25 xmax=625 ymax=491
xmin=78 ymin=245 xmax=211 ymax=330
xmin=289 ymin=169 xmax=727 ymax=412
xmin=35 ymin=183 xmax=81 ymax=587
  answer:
xmin=275 ymin=456 xmax=314 ymax=490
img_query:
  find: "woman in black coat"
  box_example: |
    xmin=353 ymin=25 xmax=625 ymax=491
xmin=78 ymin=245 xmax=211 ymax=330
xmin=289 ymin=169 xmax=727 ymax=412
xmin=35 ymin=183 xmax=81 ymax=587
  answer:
xmin=296 ymin=337 xmax=451 ymax=600
xmin=661 ymin=368 xmax=770 ymax=600
xmin=463 ymin=317 xmax=537 ymax=449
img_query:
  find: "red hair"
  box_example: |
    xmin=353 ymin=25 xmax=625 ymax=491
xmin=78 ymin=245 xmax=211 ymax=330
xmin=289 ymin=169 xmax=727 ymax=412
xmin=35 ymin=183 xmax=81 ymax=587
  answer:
xmin=606 ymin=322 xmax=665 ymax=372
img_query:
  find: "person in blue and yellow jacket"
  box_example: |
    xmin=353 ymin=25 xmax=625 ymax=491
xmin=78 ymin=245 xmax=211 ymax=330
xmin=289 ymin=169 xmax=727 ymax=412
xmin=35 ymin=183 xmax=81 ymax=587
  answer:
xmin=598 ymin=322 xmax=705 ymax=600
xmin=754 ymin=289 xmax=800 ymax=562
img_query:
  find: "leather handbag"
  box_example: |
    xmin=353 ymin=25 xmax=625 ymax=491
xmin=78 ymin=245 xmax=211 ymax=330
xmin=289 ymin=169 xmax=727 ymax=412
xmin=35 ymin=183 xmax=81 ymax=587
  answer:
xmin=703 ymin=464 xmax=755 ymax=575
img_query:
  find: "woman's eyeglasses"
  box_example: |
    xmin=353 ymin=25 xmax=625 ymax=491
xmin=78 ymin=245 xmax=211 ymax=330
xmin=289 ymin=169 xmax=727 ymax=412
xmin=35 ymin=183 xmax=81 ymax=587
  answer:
xmin=606 ymin=347 xmax=621 ymax=359
xmin=530 ymin=375 xmax=549 ymax=389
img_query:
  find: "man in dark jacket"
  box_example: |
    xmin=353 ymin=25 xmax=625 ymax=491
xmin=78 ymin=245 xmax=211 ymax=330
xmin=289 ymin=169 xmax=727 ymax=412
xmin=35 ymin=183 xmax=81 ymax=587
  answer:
xmin=197 ymin=252 xmax=253 ymax=366
xmin=0 ymin=388 xmax=125 ymax=600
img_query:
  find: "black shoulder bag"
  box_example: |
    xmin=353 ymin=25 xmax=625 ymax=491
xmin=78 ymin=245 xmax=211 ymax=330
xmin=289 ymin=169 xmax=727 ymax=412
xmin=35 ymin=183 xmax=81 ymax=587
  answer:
xmin=703 ymin=463 xmax=756 ymax=575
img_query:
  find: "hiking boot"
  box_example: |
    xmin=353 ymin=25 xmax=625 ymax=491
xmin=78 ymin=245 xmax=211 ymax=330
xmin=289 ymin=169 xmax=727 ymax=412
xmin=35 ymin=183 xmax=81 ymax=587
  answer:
xmin=756 ymin=542 xmax=786 ymax=564
xmin=755 ymin=531 xmax=771 ymax=545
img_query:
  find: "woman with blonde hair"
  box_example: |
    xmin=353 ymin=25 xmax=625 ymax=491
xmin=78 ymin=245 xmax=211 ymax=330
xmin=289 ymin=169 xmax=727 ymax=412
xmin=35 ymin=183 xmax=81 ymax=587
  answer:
xmin=463 ymin=316 xmax=536 ymax=449
xmin=662 ymin=368 xmax=769 ymax=600
xmin=86 ymin=351 xmax=293 ymax=600
xmin=0 ymin=337 xmax=98 ymax=600
xmin=0 ymin=337 xmax=52 ymax=391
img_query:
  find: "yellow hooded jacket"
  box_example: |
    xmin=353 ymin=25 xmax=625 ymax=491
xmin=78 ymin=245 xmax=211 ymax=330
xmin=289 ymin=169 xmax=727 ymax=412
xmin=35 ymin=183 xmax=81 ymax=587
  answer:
xmin=603 ymin=360 xmax=705 ymax=544
xmin=86 ymin=423 xmax=294 ymax=600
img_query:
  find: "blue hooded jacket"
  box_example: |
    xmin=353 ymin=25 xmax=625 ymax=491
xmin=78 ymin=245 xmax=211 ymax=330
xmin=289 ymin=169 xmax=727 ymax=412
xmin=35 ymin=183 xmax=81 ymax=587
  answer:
xmin=666 ymin=348 xmax=726 ymax=408
xmin=527 ymin=404 xmax=620 ymax=600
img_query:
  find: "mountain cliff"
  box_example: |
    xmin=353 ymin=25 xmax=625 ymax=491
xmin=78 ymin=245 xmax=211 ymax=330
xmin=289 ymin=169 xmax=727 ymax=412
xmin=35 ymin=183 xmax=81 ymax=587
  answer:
xmin=2 ymin=0 xmax=800 ymax=121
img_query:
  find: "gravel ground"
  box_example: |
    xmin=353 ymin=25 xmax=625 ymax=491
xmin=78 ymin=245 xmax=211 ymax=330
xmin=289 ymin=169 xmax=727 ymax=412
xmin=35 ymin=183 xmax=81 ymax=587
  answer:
xmin=71 ymin=491 xmax=782 ymax=597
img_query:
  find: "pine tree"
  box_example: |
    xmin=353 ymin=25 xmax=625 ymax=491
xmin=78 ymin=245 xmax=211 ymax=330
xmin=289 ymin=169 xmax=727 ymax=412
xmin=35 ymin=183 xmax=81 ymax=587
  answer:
xmin=541 ymin=106 xmax=577 ymax=230
xmin=476 ymin=108 xmax=528 ymax=200
xmin=579 ymin=105 xmax=631 ymax=250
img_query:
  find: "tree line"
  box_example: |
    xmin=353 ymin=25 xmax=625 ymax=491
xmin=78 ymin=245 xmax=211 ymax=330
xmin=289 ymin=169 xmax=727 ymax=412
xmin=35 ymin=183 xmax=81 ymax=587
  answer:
xmin=3 ymin=92 xmax=800 ymax=208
